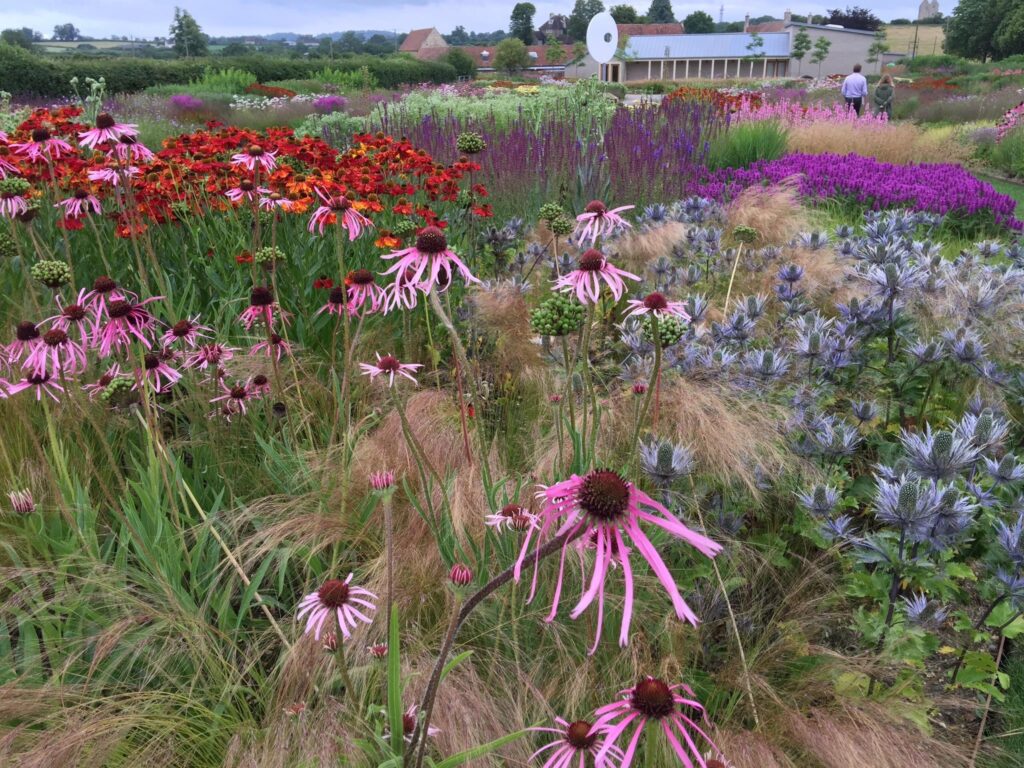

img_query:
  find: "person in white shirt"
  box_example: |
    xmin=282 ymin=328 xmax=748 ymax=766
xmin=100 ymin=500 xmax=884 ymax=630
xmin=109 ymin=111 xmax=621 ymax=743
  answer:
xmin=841 ymin=63 xmax=869 ymax=116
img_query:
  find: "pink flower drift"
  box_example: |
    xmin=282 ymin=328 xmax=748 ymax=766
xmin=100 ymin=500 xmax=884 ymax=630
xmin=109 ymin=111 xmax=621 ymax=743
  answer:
xmin=359 ymin=353 xmax=422 ymax=387
xmin=554 ymin=249 xmax=640 ymax=305
xmin=516 ymin=469 xmax=721 ymax=653
xmin=307 ymin=190 xmax=372 ymax=238
xmin=575 ymin=200 xmax=634 ymax=246
xmin=592 ymin=677 xmax=721 ymax=768
xmin=78 ymin=113 xmax=139 ymax=150
xmin=94 ymin=296 xmax=161 ymax=358
xmin=625 ymin=292 xmax=691 ymax=320
xmin=528 ymin=717 xmax=624 ymax=768
xmin=296 ymin=573 xmax=377 ymax=641
xmin=380 ymin=226 xmax=480 ymax=309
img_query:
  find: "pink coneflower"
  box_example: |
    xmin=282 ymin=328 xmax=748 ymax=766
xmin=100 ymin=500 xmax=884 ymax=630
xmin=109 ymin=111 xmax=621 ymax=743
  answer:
xmin=259 ymin=192 xmax=292 ymax=211
xmin=94 ymin=296 xmax=160 ymax=357
xmin=367 ymin=643 xmax=389 ymax=659
xmin=10 ymin=127 xmax=74 ymax=162
xmin=238 ymin=286 xmax=288 ymax=330
xmin=226 ymin=179 xmax=271 ymax=204
xmin=307 ymin=190 xmax=371 ymax=238
xmin=554 ymin=249 xmax=640 ymax=305
xmin=575 ymin=200 xmax=634 ymax=246
xmin=135 ymin=352 xmax=181 ymax=392
xmin=380 ymin=227 xmax=480 ymax=308
xmin=486 ymin=503 xmax=538 ymax=532
xmin=359 ymin=353 xmax=422 ymax=387
xmin=0 ymin=142 xmax=18 ymax=177
xmin=161 ymin=316 xmax=211 ymax=348
xmin=528 ymin=717 xmax=624 ymax=768
xmin=0 ymin=189 xmax=30 ymax=218
xmin=592 ymin=677 xmax=720 ymax=768
xmin=231 ymin=143 xmax=277 ymax=174
xmin=55 ymin=188 xmax=102 ymax=219
xmin=210 ymin=379 xmax=258 ymax=415
xmin=515 ymin=469 xmax=721 ymax=653
xmin=111 ymin=134 xmax=153 ymax=163
xmin=23 ymin=329 xmax=86 ymax=378
xmin=6 ymin=321 xmax=41 ymax=364
xmin=449 ymin=563 xmax=473 ymax=586
xmin=184 ymin=342 xmax=236 ymax=371
xmin=400 ymin=705 xmax=440 ymax=743
xmin=6 ymin=372 xmax=64 ymax=401
xmin=249 ymin=333 xmax=292 ymax=361
xmin=78 ymin=113 xmax=139 ymax=150
xmin=46 ymin=289 xmax=92 ymax=347
xmin=625 ymin=292 xmax=691 ymax=320
xmin=295 ymin=573 xmax=377 ymax=641
xmin=8 ymin=489 xmax=35 ymax=514
xmin=82 ymin=363 xmax=124 ymax=399
xmin=370 ymin=470 xmax=396 ymax=492
xmin=251 ymin=373 xmax=272 ymax=396
xmin=346 ymin=269 xmax=386 ymax=313
xmin=315 ymin=285 xmax=355 ymax=318
xmin=84 ymin=275 xmax=133 ymax=318
xmin=88 ymin=166 xmax=140 ymax=186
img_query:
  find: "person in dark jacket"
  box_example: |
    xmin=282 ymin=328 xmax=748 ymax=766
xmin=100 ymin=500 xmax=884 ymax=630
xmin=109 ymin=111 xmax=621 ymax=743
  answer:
xmin=874 ymin=74 xmax=895 ymax=119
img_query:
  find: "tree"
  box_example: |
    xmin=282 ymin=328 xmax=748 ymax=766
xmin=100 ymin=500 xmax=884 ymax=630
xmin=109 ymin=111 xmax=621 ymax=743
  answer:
xmin=447 ymin=25 xmax=470 ymax=45
xmin=510 ymin=2 xmax=537 ymax=45
xmin=866 ymin=29 xmax=890 ymax=72
xmin=610 ymin=4 xmax=640 ymax=23
xmin=745 ymin=32 xmax=765 ymax=63
xmin=791 ymin=28 xmax=812 ymax=74
xmin=443 ymin=47 xmax=477 ymax=78
xmin=645 ymin=0 xmax=676 ymax=23
xmin=169 ymin=7 xmax=207 ymax=57
xmin=824 ymin=6 xmax=882 ymax=31
xmin=0 ymin=28 xmax=37 ymax=50
xmin=545 ymin=33 xmax=567 ymax=64
xmin=494 ymin=37 xmax=531 ymax=72
xmin=52 ymin=23 xmax=80 ymax=41
xmin=570 ymin=40 xmax=588 ymax=75
xmin=889 ymin=18 xmax=912 ymax=24
xmin=567 ymin=0 xmax=605 ymax=41
xmin=364 ymin=34 xmax=393 ymax=55
xmin=718 ymin=21 xmax=745 ymax=32
xmin=945 ymin=0 xmax=1024 ymax=60
xmin=683 ymin=11 xmax=715 ymax=33
xmin=810 ymin=35 xmax=832 ymax=76
xmin=338 ymin=31 xmax=363 ymax=54
xmin=221 ymin=41 xmax=251 ymax=56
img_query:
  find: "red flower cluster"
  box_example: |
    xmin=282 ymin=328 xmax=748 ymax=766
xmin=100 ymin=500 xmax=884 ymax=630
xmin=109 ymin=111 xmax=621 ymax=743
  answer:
xmin=1 ymin=107 xmax=487 ymax=237
xmin=664 ymin=86 xmax=762 ymax=114
xmin=244 ymin=83 xmax=299 ymax=98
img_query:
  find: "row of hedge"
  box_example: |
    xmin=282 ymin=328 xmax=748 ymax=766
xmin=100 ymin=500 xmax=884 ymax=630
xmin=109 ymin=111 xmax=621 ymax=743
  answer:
xmin=0 ymin=44 xmax=457 ymax=96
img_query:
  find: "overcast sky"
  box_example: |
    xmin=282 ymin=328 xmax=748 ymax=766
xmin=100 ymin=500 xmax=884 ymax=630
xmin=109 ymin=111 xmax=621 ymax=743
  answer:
xmin=0 ymin=0 xmax=932 ymax=38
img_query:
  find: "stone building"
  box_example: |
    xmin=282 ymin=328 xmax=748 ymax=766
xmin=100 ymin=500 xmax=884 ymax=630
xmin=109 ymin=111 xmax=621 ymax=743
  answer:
xmin=917 ymin=0 xmax=940 ymax=20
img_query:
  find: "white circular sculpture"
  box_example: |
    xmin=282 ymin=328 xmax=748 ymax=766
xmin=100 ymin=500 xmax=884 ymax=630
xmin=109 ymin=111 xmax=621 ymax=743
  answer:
xmin=586 ymin=11 xmax=618 ymax=64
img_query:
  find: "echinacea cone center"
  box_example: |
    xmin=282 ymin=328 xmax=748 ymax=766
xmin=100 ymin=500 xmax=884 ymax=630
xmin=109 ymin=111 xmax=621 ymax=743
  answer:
xmin=643 ymin=292 xmax=669 ymax=311
xmin=250 ymin=287 xmax=274 ymax=306
xmin=240 ymin=180 xmax=255 ymax=192
xmin=631 ymin=678 xmax=674 ymax=719
xmin=415 ymin=226 xmax=448 ymax=255
xmin=73 ymin=188 xmax=90 ymax=200
xmin=330 ymin=195 xmax=352 ymax=211
xmin=28 ymin=373 xmax=50 ymax=385
xmin=317 ymin=579 xmax=350 ymax=608
xmin=93 ymin=275 xmax=117 ymax=293
xmin=31 ymin=127 xmax=51 ymax=143
xmin=578 ymin=250 xmax=605 ymax=272
xmin=348 ymin=268 xmax=374 ymax=285
xmin=63 ymin=304 xmax=86 ymax=321
xmin=16 ymin=321 xmax=39 ymax=341
xmin=585 ymin=200 xmax=607 ymax=215
xmin=253 ymin=374 xmax=269 ymax=387
xmin=328 ymin=286 xmax=347 ymax=305
xmin=43 ymin=329 xmax=68 ymax=346
xmin=96 ymin=113 xmax=116 ymax=130
xmin=376 ymin=355 xmax=401 ymax=373
xmin=500 ymin=503 xmax=522 ymax=518
xmin=230 ymin=386 xmax=247 ymax=400
xmin=579 ymin=470 xmax=630 ymax=522
xmin=565 ymin=720 xmax=597 ymax=750
xmin=172 ymin=320 xmax=193 ymax=336
xmin=143 ymin=354 xmax=160 ymax=370
xmin=402 ymin=712 xmax=416 ymax=734
xmin=107 ymin=300 xmax=132 ymax=318
xmin=247 ymin=144 xmax=264 ymax=156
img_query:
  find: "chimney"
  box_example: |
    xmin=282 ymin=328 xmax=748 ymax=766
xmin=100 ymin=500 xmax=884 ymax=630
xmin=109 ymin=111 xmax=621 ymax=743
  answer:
xmin=744 ymin=13 xmax=750 ymax=32
xmin=784 ymin=9 xmax=792 ymax=22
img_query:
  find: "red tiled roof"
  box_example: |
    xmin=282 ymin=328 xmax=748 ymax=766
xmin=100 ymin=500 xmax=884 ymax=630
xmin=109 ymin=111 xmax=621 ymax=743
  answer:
xmin=400 ymin=28 xmax=436 ymax=52
xmin=616 ymin=23 xmax=685 ymax=36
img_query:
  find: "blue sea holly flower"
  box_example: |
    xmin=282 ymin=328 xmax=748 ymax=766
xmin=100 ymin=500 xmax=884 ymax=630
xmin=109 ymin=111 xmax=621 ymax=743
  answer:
xmin=901 ymin=426 xmax=980 ymax=482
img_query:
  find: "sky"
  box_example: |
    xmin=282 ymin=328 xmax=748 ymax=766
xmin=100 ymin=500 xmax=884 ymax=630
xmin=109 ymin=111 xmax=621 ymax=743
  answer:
xmin=0 ymin=0 xmax=931 ymax=38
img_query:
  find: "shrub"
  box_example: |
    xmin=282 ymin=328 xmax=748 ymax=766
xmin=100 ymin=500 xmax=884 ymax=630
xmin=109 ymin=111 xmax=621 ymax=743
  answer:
xmin=899 ymin=54 xmax=973 ymax=74
xmin=194 ymin=66 xmax=255 ymax=94
xmin=991 ymin=126 xmax=1024 ymax=177
xmin=707 ymin=120 xmax=788 ymax=170
xmin=0 ymin=46 xmax=455 ymax=96
xmin=295 ymin=111 xmax=369 ymax=147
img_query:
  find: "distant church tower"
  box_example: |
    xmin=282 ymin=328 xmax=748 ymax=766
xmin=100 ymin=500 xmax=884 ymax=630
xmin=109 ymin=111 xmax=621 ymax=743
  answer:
xmin=917 ymin=0 xmax=939 ymax=20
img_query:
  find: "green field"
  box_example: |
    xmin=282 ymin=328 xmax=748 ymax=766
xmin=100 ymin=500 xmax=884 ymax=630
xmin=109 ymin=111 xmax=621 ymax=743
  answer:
xmin=978 ymin=174 xmax=1024 ymax=218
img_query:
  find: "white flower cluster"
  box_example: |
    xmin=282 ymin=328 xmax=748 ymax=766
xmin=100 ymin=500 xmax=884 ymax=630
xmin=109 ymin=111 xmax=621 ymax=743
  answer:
xmin=229 ymin=94 xmax=319 ymax=111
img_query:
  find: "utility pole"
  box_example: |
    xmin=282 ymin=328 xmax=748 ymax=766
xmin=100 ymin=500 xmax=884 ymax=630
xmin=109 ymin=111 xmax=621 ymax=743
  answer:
xmin=911 ymin=22 xmax=919 ymax=58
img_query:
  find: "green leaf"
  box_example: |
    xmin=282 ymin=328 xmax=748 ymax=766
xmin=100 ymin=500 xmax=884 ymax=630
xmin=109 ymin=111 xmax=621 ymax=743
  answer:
xmin=441 ymin=650 xmax=473 ymax=683
xmin=388 ymin=604 xmax=404 ymax=757
xmin=433 ymin=729 xmax=528 ymax=768
xmin=944 ymin=562 xmax=976 ymax=581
